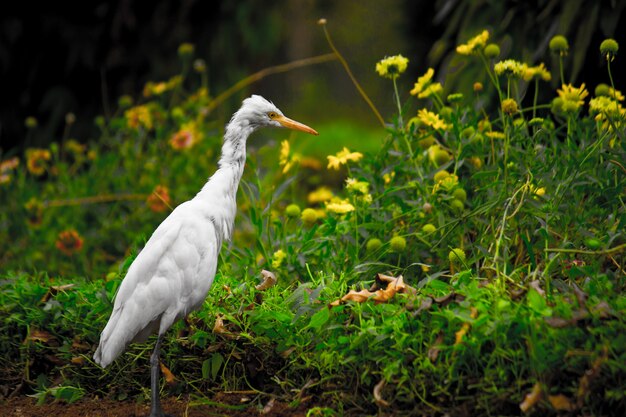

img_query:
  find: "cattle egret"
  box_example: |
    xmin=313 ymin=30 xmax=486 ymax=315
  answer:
xmin=94 ymin=95 xmax=318 ymax=417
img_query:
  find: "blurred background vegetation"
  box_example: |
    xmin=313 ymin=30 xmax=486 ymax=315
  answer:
xmin=1 ymin=0 xmax=625 ymax=154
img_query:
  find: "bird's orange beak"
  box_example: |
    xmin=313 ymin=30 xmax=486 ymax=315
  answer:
xmin=275 ymin=115 xmax=319 ymax=136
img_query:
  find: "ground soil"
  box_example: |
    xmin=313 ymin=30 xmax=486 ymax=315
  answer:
xmin=0 ymin=393 xmax=322 ymax=417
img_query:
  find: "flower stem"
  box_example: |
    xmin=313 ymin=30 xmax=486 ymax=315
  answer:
xmin=532 ymin=78 xmax=539 ymax=120
xmin=607 ymin=59 xmax=616 ymax=100
xmin=558 ymin=55 xmax=565 ymax=85
xmin=320 ymin=21 xmax=386 ymax=128
xmin=392 ymin=77 xmax=404 ymax=127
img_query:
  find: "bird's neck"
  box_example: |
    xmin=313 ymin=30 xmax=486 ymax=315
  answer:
xmin=195 ymin=120 xmax=253 ymax=241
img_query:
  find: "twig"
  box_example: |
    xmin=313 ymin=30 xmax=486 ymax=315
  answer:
xmin=204 ymin=53 xmax=337 ymax=115
xmin=44 ymin=193 xmax=148 ymax=208
xmin=318 ymin=19 xmax=386 ymax=128
xmin=544 ymin=243 xmax=626 ymax=256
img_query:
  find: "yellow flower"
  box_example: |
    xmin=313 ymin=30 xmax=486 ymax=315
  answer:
xmin=589 ymin=96 xmax=622 ymax=117
xmin=456 ymin=30 xmax=489 ymax=55
xmin=327 ymin=147 xmax=363 ymax=170
xmin=26 ymin=148 xmax=51 ymax=176
xmin=410 ymin=68 xmax=443 ymax=99
xmin=501 ymin=98 xmax=519 ymax=115
xmin=279 ymin=140 xmax=301 ymax=174
xmin=383 ymin=172 xmax=395 ymax=184
xmin=523 ymin=63 xmax=551 ymax=82
xmin=345 ymin=178 xmax=370 ymax=194
xmin=494 ymin=60 xmax=527 ymax=78
xmin=326 ymin=198 xmax=356 ymax=214
xmin=417 ymin=109 xmax=451 ymax=130
xmin=557 ymin=83 xmax=589 ymax=111
xmin=125 ymin=105 xmax=153 ymax=130
xmin=271 ymin=249 xmax=286 ymax=269
xmin=608 ymin=87 xmax=625 ymax=101
xmin=375 ymin=55 xmax=409 ymax=79
xmin=485 ymin=131 xmax=506 ymax=140
xmin=307 ymin=186 xmax=334 ymax=204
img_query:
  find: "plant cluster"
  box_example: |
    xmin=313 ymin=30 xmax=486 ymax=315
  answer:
xmin=1 ymin=28 xmax=625 ymax=416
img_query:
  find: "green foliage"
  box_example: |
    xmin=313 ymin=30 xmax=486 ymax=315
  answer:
xmin=1 ymin=31 xmax=626 ymax=416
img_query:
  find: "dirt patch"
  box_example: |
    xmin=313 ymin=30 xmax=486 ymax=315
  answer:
xmin=0 ymin=394 xmax=319 ymax=417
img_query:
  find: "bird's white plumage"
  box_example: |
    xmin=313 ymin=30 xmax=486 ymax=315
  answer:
xmin=93 ymin=95 xmax=287 ymax=368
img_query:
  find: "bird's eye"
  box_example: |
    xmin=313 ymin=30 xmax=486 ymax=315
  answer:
xmin=268 ymin=112 xmax=278 ymax=119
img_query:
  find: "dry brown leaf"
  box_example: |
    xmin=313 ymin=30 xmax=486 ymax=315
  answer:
xmin=213 ymin=314 xmax=226 ymax=333
xmin=70 ymin=356 xmax=86 ymax=366
xmin=520 ymin=382 xmax=542 ymax=413
xmin=331 ymin=275 xmax=417 ymax=306
xmin=260 ymin=398 xmax=276 ymax=415
xmin=454 ymin=307 xmax=478 ymax=345
xmin=577 ymin=346 xmax=608 ymax=407
xmin=24 ymin=328 xmax=56 ymax=345
xmin=373 ymin=379 xmax=389 ymax=407
xmin=255 ymin=270 xmax=277 ymax=291
xmin=341 ymin=289 xmax=374 ymax=303
xmin=40 ymin=284 xmax=76 ymax=303
xmin=428 ymin=332 xmax=444 ymax=362
xmin=71 ymin=339 xmax=90 ymax=351
xmin=548 ymin=394 xmax=576 ymax=411
xmin=455 ymin=323 xmax=470 ymax=345
xmin=159 ymin=362 xmax=176 ymax=385
xmin=529 ymin=280 xmax=545 ymax=297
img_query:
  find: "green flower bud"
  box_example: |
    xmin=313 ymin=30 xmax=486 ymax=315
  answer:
xmin=483 ymin=43 xmax=500 ymax=59
xmin=285 ymin=204 xmax=301 ymax=218
xmin=595 ymin=83 xmax=610 ymax=97
xmin=549 ymin=35 xmax=569 ymax=55
xmin=450 ymin=199 xmax=464 ymax=212
xmin=301 ymin=208 xmax=318 ymax=225
xmin=25 ymin=116 xmax=38 ymax=129
xmin=600 ymin=38 xmax=618 ymax=60
xmin=422 ymin=223 xmax=436 ymax=234
xmin=448 ymin=248 xmax=466 ymax=264
xmin=389 ymin=236 xmax=407 ymax=252
xmin=366 ymin=238 xmax=383 ymax=253
xmin=452 ymin=188 xmax=467 ymax=203
xmin=461 ymin=126 xmax=475 ymax=140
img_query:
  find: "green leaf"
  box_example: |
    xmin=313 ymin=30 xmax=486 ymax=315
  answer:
xmin=308 ymin=307 xmax=330 ymax=330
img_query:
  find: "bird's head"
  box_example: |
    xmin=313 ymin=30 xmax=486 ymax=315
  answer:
xmin=237 ymin=95 xmax=318 ymax=135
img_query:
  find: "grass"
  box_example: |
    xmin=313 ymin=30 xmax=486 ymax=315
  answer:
xmin=1 ymin=29 xmax=625 ymax=416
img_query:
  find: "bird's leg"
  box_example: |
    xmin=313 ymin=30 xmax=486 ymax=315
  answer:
xmin=148 ymin=335 xmax=173 ymax=417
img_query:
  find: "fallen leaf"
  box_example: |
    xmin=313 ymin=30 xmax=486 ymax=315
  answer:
xmin=71 ymin=339 xmax=90 ymax=351
xmin=255 ymin=270 xmax=277 ymax=291
xmin=428 ymin=332 xmax=444 ymax=362
xmin=70 ymin=356 xmax=86 ymax=366
xmin=413 ymin=297 xmax=433 ymax=315
xmin=454 ymin=307 xmax=478 ymax=345
xmin=341 ymin=289 xmax=374 ymax=303
xmin=39 ymin=284 xmax=76 ymax=303
xmin=545 ymin=309 xmax=589 ymax=328
xmin=520 ymin=382 xmax=542 ymax=413
xmin=213 ymin=314 xmax=227 ymax=334
xmin=529 ymin=280 xmax=545 ymax=297
xmin=373 ymin=379 xmax=389 ymax=407
xmin=548 ymin=394 xmax=576 ymax=411
xmin=577 ymin=346 xmax=608 ymax=407
xmin=570 ymin=281 xmax=587 ymax=306
xmin=159 ymin=362 xmax=176 ymax=385
xmin=260 ymin=398 xmax=275 ymax=414
xmin=24 ymin=328 xmax=56 ymax=345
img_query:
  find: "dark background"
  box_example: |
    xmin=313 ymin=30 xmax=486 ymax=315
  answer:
xmin=1 ymin=0 xmax=624 ymax=154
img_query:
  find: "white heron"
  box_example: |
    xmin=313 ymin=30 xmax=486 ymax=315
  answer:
xmin=93 ymin=95 xmax=318 ymax=417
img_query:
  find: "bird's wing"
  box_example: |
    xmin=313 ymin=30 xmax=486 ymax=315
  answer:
xmin=94 ymin=201 xmax=220 ymax=367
